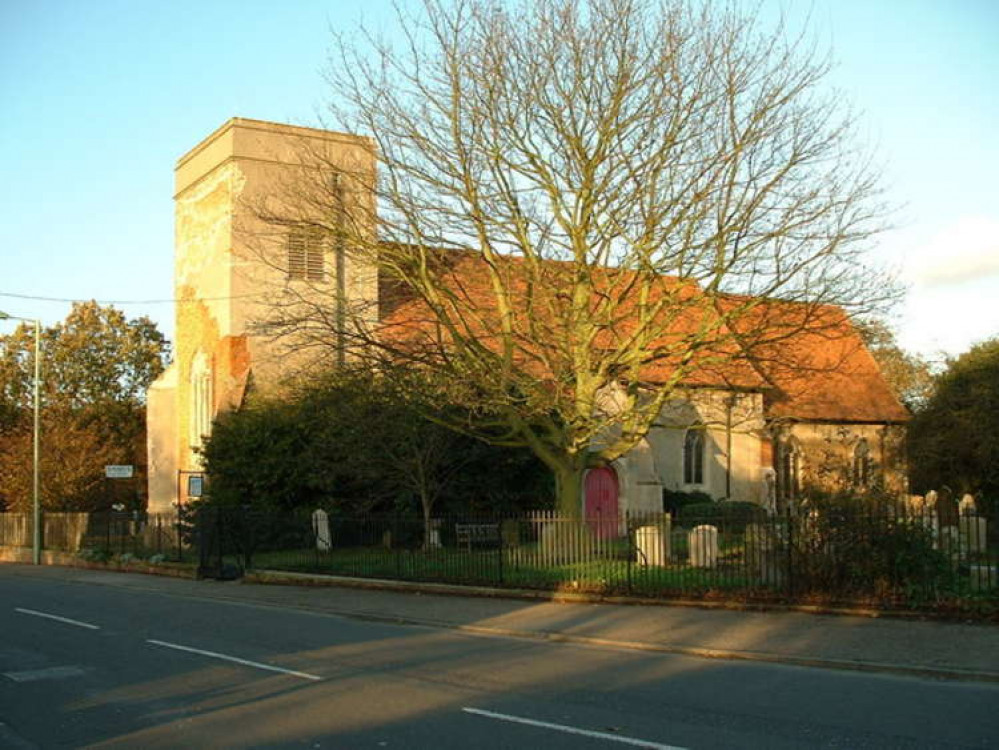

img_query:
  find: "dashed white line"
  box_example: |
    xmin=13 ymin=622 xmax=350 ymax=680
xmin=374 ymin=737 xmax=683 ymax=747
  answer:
xmin=462 ymin=707 xmax=688 ymax=749
xmin=146 ymin=639 xmax=322 ymax=681
xmin=3 ymin=665 xmax=88 ymax=683
xmin=14 ymin=608 xmax=100 ymax=630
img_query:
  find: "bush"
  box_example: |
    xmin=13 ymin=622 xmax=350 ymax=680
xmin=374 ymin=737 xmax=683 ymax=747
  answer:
xmin=201 ymin=372 xmax=552 ymax=516
xmin=792 ymin=500 xmax=953 ymax=600
xmin=662 ymin=489 xmax=714 ymax=516
xmin=677 ymin=500 xmax=767 ymax=532
xmin=77 ymin=547 xmax=111 ymax=563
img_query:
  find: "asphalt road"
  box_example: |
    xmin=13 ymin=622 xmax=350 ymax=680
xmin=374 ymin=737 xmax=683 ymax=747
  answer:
xmin=1 ymin=567 xmax=997 ymax=749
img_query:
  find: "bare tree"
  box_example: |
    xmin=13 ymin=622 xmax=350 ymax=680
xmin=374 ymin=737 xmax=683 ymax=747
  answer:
xmin=256 ymin=0 xmax=896 ymax=515
xmin=856 ymin=319 xmax=935 ymax=411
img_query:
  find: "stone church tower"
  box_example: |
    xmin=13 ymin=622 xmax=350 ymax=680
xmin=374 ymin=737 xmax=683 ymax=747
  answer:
xmin=146 ymin=118 xmax=377 ymax=512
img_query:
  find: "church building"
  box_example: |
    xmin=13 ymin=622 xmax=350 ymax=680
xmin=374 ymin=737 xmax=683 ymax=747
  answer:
xmin=146 ymin=118 xmax=909 ymax=515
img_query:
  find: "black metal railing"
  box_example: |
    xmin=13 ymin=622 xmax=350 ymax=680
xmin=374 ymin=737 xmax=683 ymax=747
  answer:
xmin=191 ymin=502 xmax=998 ymax=609
xmin=3 ymin=502 xmax=995 ymax=610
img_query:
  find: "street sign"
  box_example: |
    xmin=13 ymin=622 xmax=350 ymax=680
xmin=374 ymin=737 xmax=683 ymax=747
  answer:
xmin=104 ymin=465 xmax=134 ymax=479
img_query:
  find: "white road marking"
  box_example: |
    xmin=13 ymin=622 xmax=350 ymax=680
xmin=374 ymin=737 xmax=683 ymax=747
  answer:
xmin=14 ymin=608 xmax=100 ymax=630
xmin=462 ymin=707 xmax=688 ymax=749
xmin=146 ymin=639 xmax=322 ymax=681
xmin=3 ymin=665 xmax=88 ymax=683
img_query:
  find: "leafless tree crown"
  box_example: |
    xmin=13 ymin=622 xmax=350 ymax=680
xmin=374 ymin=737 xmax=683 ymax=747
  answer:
xmin=253 ymin=0 xmax=896 ymax=509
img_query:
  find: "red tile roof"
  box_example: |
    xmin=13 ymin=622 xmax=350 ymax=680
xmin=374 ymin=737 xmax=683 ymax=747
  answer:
xmin=375 ymin=251 xmax=908 ymax=424
xmin=736 ymin=301 xmax=909 ymax=423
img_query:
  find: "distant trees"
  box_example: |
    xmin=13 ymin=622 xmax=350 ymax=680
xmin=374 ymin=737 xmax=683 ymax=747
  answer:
xmin=857 ymin=320 xmax=935 ymax=411
xmin=201 ymin=370 xmax=552 ymax=518
xmin=0 ymin=302 xmax=170 ymax=511
xmin=908 ymin=337 xmax=999 ymax=503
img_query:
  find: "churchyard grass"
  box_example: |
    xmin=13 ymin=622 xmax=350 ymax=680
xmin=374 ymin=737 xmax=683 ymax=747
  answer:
xmin=249 ymin=545 xmax=757 ymax=594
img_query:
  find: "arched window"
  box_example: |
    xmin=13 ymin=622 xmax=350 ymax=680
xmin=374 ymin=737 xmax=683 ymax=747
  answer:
xmin=778 ymin=437 xmax=802 ymax=503
xmin=853 ymin=438 xmax=872 ymax=487
xmin=189 ymin=351 xmax=213 ymax=460
xmin=683 ymin=426 xmax=704 ymax=485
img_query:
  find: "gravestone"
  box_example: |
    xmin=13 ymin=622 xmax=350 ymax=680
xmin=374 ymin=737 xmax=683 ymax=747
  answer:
xmin=635 ymin=518 xmax=671 ymax=567
xmin=689 ymin=524 xmax=718 ymax=569
xmin=745 ymin=522 xmax=780 ymax=585
xmin=937 ymin=525 xmax=960 ymax=556
xmin=427 ymin=519 xmax=442 ymax=549
xmin=959 ymin=516 xmax=987 ymax=553
xmin=924 ymin=490 xmax=938 ymax=512
xmin=968 ymin=564 xmax=998 ymax=592
xmin=762 ymin=468 xmax=777 ymax=515
xmin=312 ymin=509 xmax=331 ymax=551
xmin=540 ymin=520 xmax=594 ymax=565
xmin=920 ymin=491 xmax=939 ymax=537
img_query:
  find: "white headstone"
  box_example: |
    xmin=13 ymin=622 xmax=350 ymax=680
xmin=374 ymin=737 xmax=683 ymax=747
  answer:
xmin=635 ymin=519 xmax=671 ymax=567
xmin=746 ymin=523 xmax=775 ymax=552
xmin=936 ymin=525 xmax=959 ymax=554
xmin=959 ymin=516 xmax=987 ymax=553
xmin=969 ymin=564 xmax=998 ymax=592
xmin=762 ymin=468 xmax=777 ymax=515
xmin=689 ymin=524 xmax=719 ymax=569
xmin=312 ymin=509 xmax=331 ymax=551
xmin=745 ymin=522 xmax=779 ymax=584
xmin=923 ymin=513 xmax=939 ymax=540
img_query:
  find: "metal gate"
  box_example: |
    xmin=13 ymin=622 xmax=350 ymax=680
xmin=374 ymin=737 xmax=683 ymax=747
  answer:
xmin=195 ymin=506 xmax=246 ymax=580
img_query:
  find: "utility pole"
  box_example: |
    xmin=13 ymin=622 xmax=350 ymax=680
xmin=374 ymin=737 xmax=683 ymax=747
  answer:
xmin=0 ymin=311 xmax=42 ymax=564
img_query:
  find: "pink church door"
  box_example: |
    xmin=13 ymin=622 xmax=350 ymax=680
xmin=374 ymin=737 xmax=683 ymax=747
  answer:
xmin=584 ymin=466 xmax=619 ymax=539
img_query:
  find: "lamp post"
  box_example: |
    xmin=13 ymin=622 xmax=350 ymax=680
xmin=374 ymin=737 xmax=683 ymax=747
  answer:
xmin=0 ymin=311 xmax=42 ymax=565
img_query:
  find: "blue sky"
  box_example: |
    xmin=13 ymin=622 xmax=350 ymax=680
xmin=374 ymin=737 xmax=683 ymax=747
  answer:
xmin=1 ymin=0 xmax=997 ymax=363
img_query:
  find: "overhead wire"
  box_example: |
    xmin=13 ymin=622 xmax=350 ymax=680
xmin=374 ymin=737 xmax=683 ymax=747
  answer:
xmin=0 ymin=291 xmax=260 ymax=305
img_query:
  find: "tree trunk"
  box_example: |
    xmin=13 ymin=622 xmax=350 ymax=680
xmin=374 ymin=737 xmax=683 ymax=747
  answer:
xmin=553 ymin=457 xmax=588 ymax=518
xmin=420 ymin=491 xmax=435 ymax=551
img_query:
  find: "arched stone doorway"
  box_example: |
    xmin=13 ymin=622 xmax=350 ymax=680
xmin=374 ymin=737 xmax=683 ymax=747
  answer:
xmin=584 ymin=466 xmax=619 ymax=539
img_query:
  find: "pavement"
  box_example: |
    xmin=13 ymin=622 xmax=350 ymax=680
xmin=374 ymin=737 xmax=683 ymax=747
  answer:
xmin=6 ymin=563 xmax=998 ymax=683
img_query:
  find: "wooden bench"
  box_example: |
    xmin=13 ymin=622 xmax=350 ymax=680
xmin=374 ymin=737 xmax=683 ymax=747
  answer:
xmin=455 ymin=522 xmax=501 ymax=551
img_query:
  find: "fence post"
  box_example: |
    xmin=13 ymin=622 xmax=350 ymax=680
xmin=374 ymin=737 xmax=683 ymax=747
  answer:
xmin=626 ymin=511 xmax=633 ymax=595
xmin=176 ymin=511 xmax=183 ymax=562
xmin=497 ymin=518 xmax=504 ymax=586
xmin=314 ymin=512 xmax=320 ymax=573
xmin=393 ymin=515 xmax=402 ymax=579
xmin=785 ymin=505 xmax=794 ymax=600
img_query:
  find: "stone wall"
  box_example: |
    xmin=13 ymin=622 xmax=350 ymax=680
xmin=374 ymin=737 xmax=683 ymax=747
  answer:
xmin=609 ymin=388 xmax=769 ymax=510
xmin=779 ymin=421 xmax=907 ymax=496
xmin=649 ymin=388 xmax=767 ymax=503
